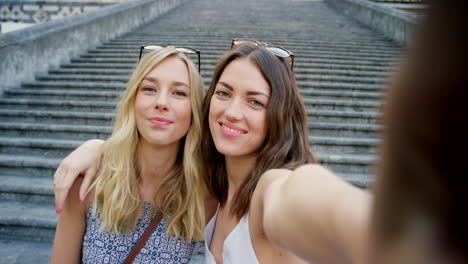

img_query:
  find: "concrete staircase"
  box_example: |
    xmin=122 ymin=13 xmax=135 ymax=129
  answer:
xmin=0 ymin=0 xmax=403 ymax=262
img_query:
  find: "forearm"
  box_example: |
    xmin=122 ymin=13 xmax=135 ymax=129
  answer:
xmin=262 ymin=164 xmax=371 ymax=264
xmin=51 ymin=178 xmax=88 ymax=263
xmin=80 ymin=139 xmax=105 ymax=157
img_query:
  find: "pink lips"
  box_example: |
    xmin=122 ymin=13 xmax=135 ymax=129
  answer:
xmin=149 ymin=117 xmax=172 ymax=127
xmin=219 ymin=122 xmax=247 ymax=138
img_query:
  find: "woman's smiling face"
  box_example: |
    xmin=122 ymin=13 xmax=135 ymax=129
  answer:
xmin=209 ymin=57 xmax=270 ymax=158
xmin=134 ymin=56 xmax=192 ymax=148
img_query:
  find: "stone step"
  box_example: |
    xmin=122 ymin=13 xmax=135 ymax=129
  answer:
xmin=0 ymin=122 xmax=110 ymax=141
xmin=47 ymin=67 xmax=389 ymax=78
xmin=0 ymin=154 xmax=60 ymax=178
xmin=81 ymin=50 xmax=399 ymax=63
xmin=0 ymin=239 xmax=52 ymax=263
xmin=20 ymin=80 xmax=384 ymax=92
xmin=0 ymin=200 xmax=56 ymax=242
xmin=35 ymin=73 xmax=387 ymax=85
xmin=311 ymin=136 xmax=378 ymax=155
xmin=35 ymin=74 xmax=129 ymax=83
xmin=100 ymin=48 xmax=397 ymax=63
xmin=69 ymin=56 xmax=396 ymax=67
xmin=3 ymin=89 xmax=122 ymax=102
xmin=0 ymin=175 xmax=53 ymax=205
xmin=0 ymin=137 xmax=81 ymax=158
xmin=124 ymin=30 xmax=393 ymax=38
xmin=303 ymin=98 xmax=381 ymax=111
xmin=335 ymin=173 xmax=373 ymax=188
xmin=104 ymin=38 xmax=401 ymax=51
xmin=88 ymin=47 xmax=399 ymax=58
xmin=60 ymin=61 xmax=393 ymax=72
xmin=0 ymin=109 xmax=113 ymax=126
xmin=130 ymin=28 xmax=387 ymax=40
xmin=300 ymin=89 xmax=383 ymax=100
xmin=306 ymin=109 xmax=380 ymax=124
xmin=49 ymin=68 xmax=132 ymax=76
xmin=299 ymin=81 xmax=384 ymax=91
xmin=309 ymin=121 xmax=380 ymax=138
xmin=88 ymin=45 xmax=401 ymax=57
xmin=0 ymin=98 xmax=115 ymax=112
xmin=318 ymin=153 xmax=376 ymax=175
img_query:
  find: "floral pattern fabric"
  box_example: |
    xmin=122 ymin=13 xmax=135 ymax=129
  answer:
xmin=82 ymin=202 xmax=195 ymax=264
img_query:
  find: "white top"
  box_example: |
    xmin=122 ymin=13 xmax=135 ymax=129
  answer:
xmin=204 ymin=206 xmax=260 ymax=264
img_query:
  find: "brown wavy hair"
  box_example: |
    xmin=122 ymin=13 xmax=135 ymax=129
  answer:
xmin=201 ymin=43 xmax=316 ymax=219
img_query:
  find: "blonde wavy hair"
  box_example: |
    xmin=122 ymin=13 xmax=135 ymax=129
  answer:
xmin=91 ymin=47 xmax=206 ymax=241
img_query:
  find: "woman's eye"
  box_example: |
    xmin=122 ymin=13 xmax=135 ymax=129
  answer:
xmin=142 ymin=87 xmax=156 ymax=92
xmin=215 ymin=90 xmax=229 ymax=97
xmin=174 ymin=91 xmax=187 ymax=97
xmin=250 ymin=100 xmax=265 ymax=107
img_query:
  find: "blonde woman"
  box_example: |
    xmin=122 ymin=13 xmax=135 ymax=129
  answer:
xmin=51 ymin=47 xmax=211 ymax=263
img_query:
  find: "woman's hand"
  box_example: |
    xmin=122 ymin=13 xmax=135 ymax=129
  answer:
xmin=53 ymin=139 xmax=104 ymax=213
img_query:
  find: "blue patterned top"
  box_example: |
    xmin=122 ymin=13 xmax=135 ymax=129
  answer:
xmin=82 ymin=202 xmax=195 ymax=264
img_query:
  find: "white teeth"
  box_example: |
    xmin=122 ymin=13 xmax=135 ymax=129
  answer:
xmin=223 ymin=124 xmax=243 ymax=134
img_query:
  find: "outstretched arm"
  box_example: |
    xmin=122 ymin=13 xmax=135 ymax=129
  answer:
xmin=260 ymin=164 xmax=371 ymax=264
xmin=54 ymin=139 xmax=104 ymax=213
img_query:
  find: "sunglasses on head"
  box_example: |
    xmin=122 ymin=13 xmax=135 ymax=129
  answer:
xmin=231 ymin=38 xmax=295 ymax=71
xmin=138 ymin=45 xmax=201 ymax=72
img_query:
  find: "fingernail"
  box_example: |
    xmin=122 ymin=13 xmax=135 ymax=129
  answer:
xmin=55 ymin=205 xmax=62 ymax=214
xmin=80 ymin=194 xmax=86 ymax=202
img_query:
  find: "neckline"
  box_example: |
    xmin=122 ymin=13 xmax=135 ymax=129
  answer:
xmin=206 ymin=206 xmax=249 ymax=256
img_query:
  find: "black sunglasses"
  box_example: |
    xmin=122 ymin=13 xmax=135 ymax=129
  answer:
xmin=138 ymin=45 xmax=201 ymax=72
xmin=231 ymin=38 xmax=295 ymax=71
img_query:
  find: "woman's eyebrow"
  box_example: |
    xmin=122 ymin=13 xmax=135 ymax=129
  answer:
xmin=246 ymin=91 xmax=269 ymax=99
xmin=142 ymin=77 xmax=189 ymax=88
xmin=218 ymin=81 xmax=233 ymax=91
xmin=218 ymin=81 xmax=269 ymax=98
xmin=143 ymin=77 xmax=158 ymax=83
xmin=173 ymin=81 xmax=190 ymax=88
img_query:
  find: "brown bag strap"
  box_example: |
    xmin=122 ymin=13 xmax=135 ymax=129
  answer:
xmin=123 ymin=211 xmax=164 ymax=264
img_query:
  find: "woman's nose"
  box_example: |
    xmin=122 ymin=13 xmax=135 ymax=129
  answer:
xmin=154 ymin=91 xmax=169 ymax=111
xmin=224 ymin=98 xmax=242 ymax=121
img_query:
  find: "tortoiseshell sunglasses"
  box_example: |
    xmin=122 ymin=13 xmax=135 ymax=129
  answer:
xmin=231 ymin=38 xmax=295 ymax=71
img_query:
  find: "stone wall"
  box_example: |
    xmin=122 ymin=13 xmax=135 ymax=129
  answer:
xmin=0 ymin=0 xmax=128 ymax=24
xmin=326 ymin=0 xmax=422 ymax=45
xmin=0 ymin=0 xmax=190 ymax=92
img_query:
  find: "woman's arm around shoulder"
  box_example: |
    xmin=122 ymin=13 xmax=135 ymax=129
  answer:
xmin=50 ymin=176 xmax=92 ymax=264
xmin=259 ymin=164 xmax=372 ymax=264
xmin=54 ymin=139 xmax=104 ymax=213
